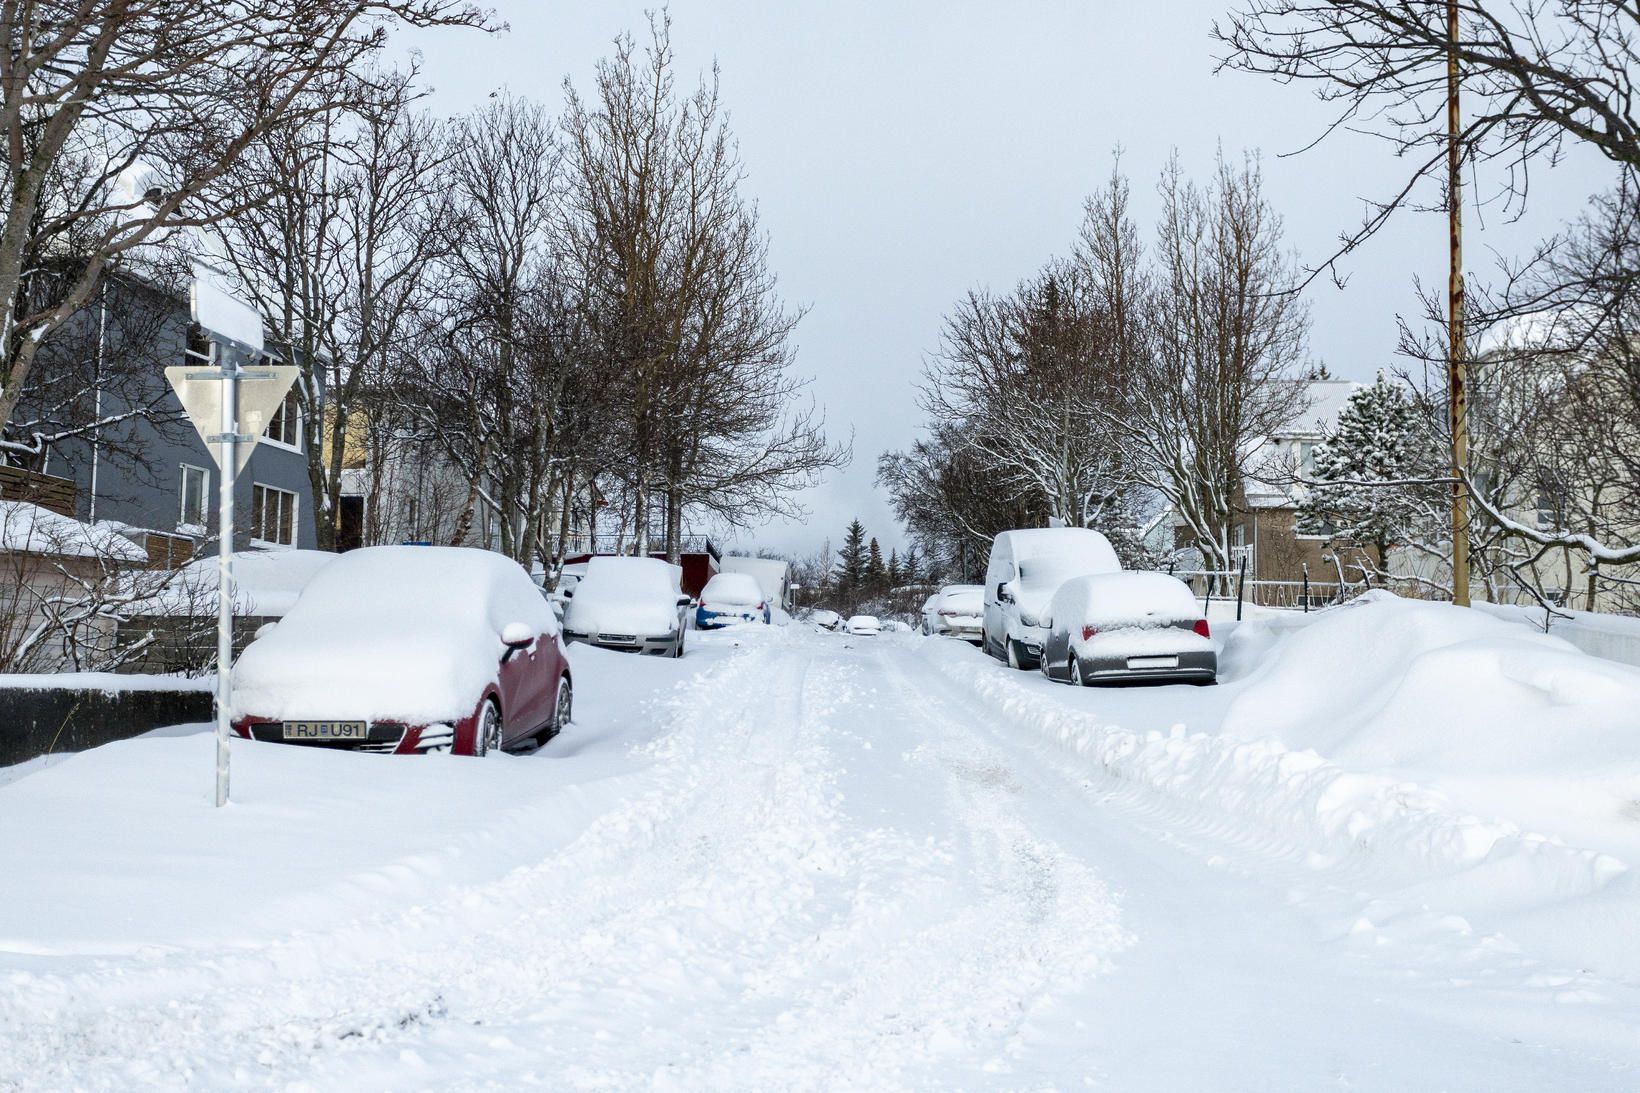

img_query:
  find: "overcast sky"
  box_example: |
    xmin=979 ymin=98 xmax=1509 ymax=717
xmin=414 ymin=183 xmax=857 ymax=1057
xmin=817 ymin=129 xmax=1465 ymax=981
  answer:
xmin=403 ymin=1 xmax=1607 ymax=559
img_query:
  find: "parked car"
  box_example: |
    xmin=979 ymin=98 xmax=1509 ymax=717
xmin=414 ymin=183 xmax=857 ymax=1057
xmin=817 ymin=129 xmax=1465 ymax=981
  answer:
xmin=695 ymin=573 xmax=771 ymax=629
xmin=922 ymin=584 xmax=984 ymax=642
xmin=845 ymin=614 xmax=882 ymax=635
xmin=810 ymin=608 xmax=843 ymax=631
xmin=1039 ymin=571 xmax=1216 ymax=686
xmin=562 ymin=556 xmax=690 ymax=657
xmin=232 ymin=545 xmax=571 ymax=756
xmin=983 ymin=528 xmax=1121 ymax=670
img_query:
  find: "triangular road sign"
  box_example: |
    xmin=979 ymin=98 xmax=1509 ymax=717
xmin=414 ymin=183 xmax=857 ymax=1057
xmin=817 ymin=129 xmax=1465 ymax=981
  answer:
xmin=164 ymin=365 xmax=301 ymax=475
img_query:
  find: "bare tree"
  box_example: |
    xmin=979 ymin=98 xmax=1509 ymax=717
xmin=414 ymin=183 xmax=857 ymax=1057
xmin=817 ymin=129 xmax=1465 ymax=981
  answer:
xmin=1215 ymin=1 xmax=1640 ymax=285
xmin=563 ymin=14 xmax=843 ymax=560
xmin=1113 ymin=152 xmax=1311 ymax=572
xmin=0 ymin=1 xmax=492 ymax=445
xmin=213 ymin=68 xmax=453 ymax=550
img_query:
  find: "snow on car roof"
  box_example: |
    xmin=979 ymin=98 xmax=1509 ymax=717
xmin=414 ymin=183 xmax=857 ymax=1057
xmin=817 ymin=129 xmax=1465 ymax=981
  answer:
xmin=583 ymin=555 xmax=682 ymax=594
xmin=701 ymin=572 xmax=763 ymax=604
xmin=1050 ymin=571 xmax=1201 ymax=625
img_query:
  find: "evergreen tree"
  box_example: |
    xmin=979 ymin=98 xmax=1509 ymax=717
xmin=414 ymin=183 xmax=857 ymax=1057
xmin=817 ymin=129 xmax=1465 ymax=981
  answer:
xmin=886 ymin=548 xmax=902 ymax=589
xmin=866 ymin=537 xmax=886 ymax=595
xmin=902 ymin=545 xmax=921 ymax=586
xmin=1298 ymin=372 xmax=1440 ymax=565
xmin=834 ymin=519 xmax=869 ymax=605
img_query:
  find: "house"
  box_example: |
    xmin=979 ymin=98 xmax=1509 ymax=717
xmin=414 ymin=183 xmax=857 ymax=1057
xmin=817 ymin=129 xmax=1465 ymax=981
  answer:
xmin=13 ymin=272 xmax=318 ymax=566
xmin=0 ymin=498 xmax=148 ymax=670
xmin=1159 ymin=378 xmax=1376 ymax=603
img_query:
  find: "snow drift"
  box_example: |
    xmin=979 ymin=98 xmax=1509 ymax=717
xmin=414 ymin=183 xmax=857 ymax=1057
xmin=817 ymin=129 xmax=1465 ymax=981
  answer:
xmin=924 ymin=592 xmax=1640 ymax=980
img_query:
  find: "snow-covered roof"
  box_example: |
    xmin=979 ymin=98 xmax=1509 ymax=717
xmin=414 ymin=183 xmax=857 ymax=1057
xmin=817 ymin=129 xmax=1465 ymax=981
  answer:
xmin=126 ymin=548 xmax=339 ymax=616
xmin=0 ymin=501 xmax=146 ymax=562
xmin=1273 ymin=379 xmax=1361 ymax=441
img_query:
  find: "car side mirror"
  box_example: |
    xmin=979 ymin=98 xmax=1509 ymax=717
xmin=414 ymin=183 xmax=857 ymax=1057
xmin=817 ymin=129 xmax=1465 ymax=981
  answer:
xmin=677 ymin=595 xmax=692 ymax=607
xmin=997 ymin=582 xmax=1015 ymax=605
xmin=500 ymin=621 xmax=535 ymax=662
xmin=562 ymin=587 xmax=575 ymax=599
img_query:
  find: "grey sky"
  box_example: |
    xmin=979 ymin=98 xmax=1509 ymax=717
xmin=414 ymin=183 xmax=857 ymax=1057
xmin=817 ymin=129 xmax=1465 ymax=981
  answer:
xmin=405 ymin=1 xmax=1605 ymax=559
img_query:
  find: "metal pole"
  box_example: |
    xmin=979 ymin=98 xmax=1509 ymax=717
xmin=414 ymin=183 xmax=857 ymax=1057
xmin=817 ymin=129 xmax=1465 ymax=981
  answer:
xmin=1447 ymin=0 xmax=1471 ymax=607
xmin=215 ymin=345 xmax=237 ymax=807
xmin=1236 ymin=553 xmax=1246 ymax=621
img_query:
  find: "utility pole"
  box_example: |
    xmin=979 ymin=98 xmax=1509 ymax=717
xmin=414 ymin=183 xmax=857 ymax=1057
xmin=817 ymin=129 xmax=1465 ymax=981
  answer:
xmin=1447 ymin=0 xmax=1471 ymax=606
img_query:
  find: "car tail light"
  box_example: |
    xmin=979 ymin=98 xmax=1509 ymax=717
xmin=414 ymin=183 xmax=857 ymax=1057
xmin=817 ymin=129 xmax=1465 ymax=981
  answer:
xmin=1081 ymin=625 xmax=1098 ymax=641
xmin=1193 ymin=619 xmax=1211 ymax=638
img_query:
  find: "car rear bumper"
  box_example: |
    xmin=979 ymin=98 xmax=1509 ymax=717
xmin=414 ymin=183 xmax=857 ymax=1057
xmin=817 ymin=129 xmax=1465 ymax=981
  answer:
xmin=1076 ymin=649 xmax=1218 ymax=684
xmin=571 ymin=632 xmax=681 ymax=655
xmin=233 ymin=717 xmax=440 ymax=754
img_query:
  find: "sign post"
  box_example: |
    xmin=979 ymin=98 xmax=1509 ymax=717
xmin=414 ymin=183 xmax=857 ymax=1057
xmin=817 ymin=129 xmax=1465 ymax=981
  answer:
xmin=166 ymin=270 xmax=296 ymax=807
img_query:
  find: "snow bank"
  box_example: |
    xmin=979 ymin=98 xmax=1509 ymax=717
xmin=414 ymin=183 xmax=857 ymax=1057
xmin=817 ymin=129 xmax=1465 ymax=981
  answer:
xmin=922 ymin=593 xmax=1640 ymax=979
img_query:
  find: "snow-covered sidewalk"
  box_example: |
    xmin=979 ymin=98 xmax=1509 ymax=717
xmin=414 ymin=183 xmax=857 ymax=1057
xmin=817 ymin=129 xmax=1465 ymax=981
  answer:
xmin=2 ymin=604 xmax=1639 ymax=1089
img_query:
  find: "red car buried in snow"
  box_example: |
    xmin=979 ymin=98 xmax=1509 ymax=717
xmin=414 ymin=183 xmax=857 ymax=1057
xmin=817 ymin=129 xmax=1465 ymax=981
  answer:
xmin=231 ymin=545 xmax=572 ymax=755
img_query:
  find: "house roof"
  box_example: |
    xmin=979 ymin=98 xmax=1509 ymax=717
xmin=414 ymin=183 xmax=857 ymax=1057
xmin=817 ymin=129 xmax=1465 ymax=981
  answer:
xmin=0 ymin=500 xmax=147 ymax=562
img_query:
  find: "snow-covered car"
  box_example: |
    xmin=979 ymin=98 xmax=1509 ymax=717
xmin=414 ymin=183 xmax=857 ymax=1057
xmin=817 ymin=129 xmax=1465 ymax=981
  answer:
xmin=984 ymin=528 xmax=1121 ymax=670
xmin=922 ymin=584 xmax=984 ymax=642
xmin=1039 ymin=571 xmax=1216 ymax=686
xmin=845 ymin=615 xmax=882 ymax=636
xmin=810 ymin=609 xmax=843 ymax=631
xmin=695 ymin=573 xmax=770 ymax=629
xmin=232 ymin=545 xmax=572 ymax=756
xmin=562 ymin=556 xmax=690 ymax=657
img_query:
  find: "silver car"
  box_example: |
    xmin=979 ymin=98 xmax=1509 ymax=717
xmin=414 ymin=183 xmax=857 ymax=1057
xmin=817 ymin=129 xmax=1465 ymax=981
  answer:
xmin=1039 ymin=571 xmax=1216 ymax=686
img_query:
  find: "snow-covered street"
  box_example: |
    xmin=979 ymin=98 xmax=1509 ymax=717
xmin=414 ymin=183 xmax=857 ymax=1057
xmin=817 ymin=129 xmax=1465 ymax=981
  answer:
xmin=4 ymin=616 xmax=1640 ymax=1090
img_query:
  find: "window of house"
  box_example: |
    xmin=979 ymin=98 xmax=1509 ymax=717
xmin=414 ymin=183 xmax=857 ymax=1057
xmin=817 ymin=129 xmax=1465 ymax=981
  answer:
xmin=264 ymin=388 xmax=301 ymax=449
xmin=179 ymin=464 xmax=209 ymax=531
xmin=251 ymin=483 xmax=297 ymax=546
xmin=1299 ymin=441 xmax=1317 ymax=478
xmin=1535 ymin=494 xmax=1558 ymax=531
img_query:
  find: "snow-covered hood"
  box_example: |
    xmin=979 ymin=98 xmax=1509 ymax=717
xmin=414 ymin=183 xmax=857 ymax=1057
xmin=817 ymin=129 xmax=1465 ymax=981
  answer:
xmin=234 ymin=628 xmax=505 ymax=723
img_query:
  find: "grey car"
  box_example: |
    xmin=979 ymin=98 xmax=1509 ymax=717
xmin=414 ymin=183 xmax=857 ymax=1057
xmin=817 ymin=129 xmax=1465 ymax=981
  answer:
xmin=1039 ymin=571 xmax=1217 ymax=686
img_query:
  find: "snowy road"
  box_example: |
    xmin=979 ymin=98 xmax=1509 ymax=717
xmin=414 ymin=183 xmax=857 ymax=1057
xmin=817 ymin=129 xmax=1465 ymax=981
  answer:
xmin=4 ymin=627 xmax=1640 ymax=1089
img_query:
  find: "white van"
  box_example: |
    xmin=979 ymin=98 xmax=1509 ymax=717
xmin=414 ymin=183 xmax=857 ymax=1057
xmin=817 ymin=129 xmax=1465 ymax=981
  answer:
xmin=983 ymin=527 xmax=1121 ymax=669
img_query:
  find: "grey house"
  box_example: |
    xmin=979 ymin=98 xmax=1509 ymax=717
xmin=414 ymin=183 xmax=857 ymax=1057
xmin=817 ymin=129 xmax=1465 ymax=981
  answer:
xmin=18 ymin=272 xmax=317 ymax=562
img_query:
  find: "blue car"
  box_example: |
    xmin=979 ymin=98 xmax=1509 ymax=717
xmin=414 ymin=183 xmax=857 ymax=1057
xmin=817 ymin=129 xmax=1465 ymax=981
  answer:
xmin=694 ymin=573 xmax=771 ymax=629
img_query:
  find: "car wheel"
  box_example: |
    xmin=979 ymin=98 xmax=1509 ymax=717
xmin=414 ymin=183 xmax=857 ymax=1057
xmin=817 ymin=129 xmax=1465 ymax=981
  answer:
xmin=474 ymin=698 xmax=502 ymax=757
xmin=547 ymin=673 xmax=572 ymax=738
xmin=1070 ymin=658 xmax=1086 ymax=687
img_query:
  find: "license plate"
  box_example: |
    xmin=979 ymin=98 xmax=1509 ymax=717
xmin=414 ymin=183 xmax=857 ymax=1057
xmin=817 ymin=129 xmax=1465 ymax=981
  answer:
xmin=283 ymin=720 xmax=368 ymax=740
xmin=1127 ymin=655 xmax=1179 ymax=670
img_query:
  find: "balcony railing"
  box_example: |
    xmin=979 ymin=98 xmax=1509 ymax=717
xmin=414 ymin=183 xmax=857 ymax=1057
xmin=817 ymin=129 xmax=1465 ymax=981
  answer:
xmin=561 ymin=534 xmax=721 ymax=563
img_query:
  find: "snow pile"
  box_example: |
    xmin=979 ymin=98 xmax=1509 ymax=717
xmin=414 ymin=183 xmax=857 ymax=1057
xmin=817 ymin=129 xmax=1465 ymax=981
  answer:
xmin=0 ymin=500 xmax=145 ymax=562
xmin=563 ymin=555 xmax=682 ymax=636
xmin=233 ymin=546 xmax=558 ymax=723
xmin=923 ymin=592 xmax=1640 ymax=979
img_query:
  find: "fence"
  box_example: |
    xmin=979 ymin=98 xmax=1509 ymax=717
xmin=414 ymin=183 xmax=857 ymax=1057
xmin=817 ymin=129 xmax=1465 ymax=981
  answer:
xmin=559 ymin=534 xmax=722 ymax=563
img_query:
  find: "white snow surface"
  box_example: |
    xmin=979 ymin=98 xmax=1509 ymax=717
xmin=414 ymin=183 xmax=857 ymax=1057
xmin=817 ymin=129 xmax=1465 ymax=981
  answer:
xmin=2 ymin=597 xmax=1639 ymax=1089
xmin=0 ymin=500 xmax=145 ymax=562
xmin=699 ymin=572 xmax=764 ymax=607
xmin=232 ymin=546 xmax=558 ymax=724
xmin=127 ymin=548 xmax=339 ymax=616
xmin=563 ymin=556 xmax=682 ymax=636
xmin=1049 ymin=570 xmax=1201 ymax=627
